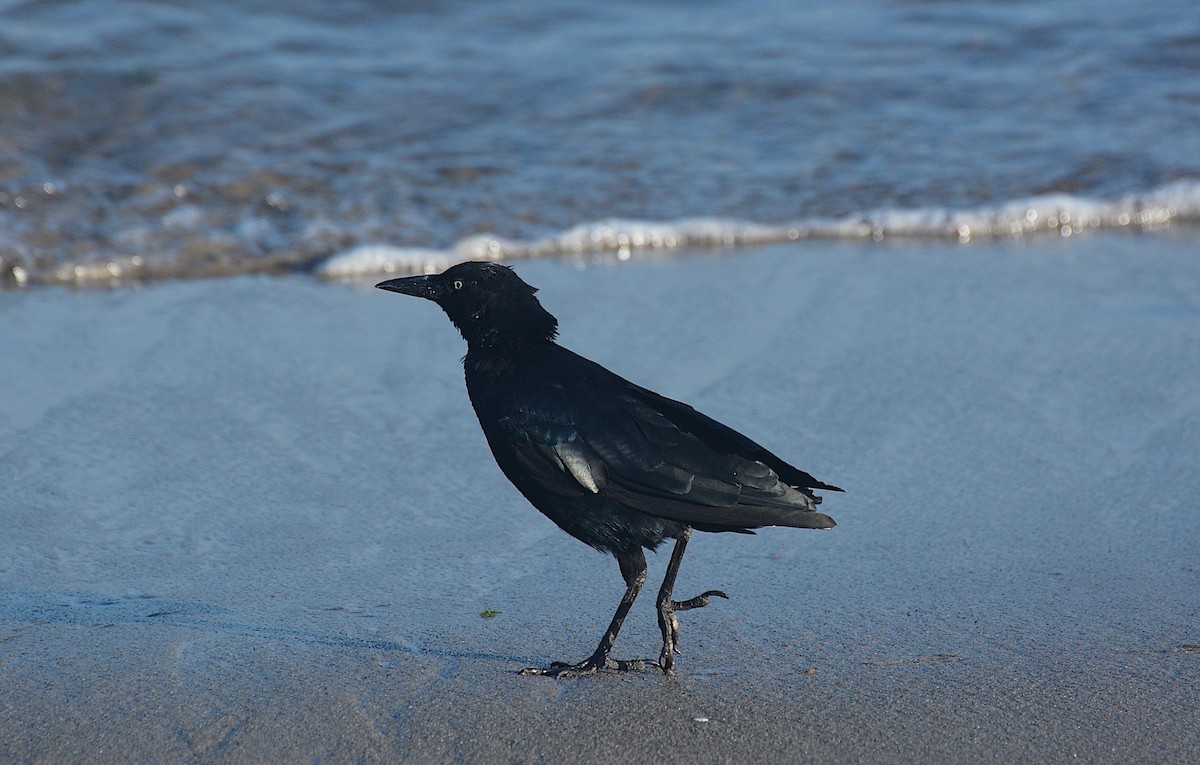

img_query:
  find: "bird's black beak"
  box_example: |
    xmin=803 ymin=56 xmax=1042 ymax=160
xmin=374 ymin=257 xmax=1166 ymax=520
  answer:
xmin=376 ymin=275 xmax=439 ymax=301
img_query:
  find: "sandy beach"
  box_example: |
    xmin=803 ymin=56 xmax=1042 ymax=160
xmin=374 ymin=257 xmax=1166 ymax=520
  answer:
xmin=2 ymin=234 xmax=1197 ymax=763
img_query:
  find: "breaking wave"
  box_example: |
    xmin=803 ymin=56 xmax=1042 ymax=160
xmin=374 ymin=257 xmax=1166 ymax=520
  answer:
xmin=6 ymin=181 xmax=1198 ymax=288
xmin=317 ymin=180 xmax=1200 ymax=280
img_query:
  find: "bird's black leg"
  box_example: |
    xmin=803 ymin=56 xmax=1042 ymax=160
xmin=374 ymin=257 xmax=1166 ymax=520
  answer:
xmin=520 ymin=549 xmax=651 ymax=678
xmin=655 ymin=527 xmax=729 ymax=675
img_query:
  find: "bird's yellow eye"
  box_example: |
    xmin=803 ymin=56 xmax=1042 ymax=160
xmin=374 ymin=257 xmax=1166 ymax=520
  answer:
xmin=453 ymin=279 xmax=464 ymax=290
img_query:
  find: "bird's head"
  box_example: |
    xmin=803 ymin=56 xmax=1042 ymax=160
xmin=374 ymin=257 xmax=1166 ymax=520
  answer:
xmin=376 ymin=261 xmax=558 ymax=349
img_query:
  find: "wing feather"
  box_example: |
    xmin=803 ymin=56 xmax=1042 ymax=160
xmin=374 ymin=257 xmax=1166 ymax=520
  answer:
xmin=494 ymin=349 xmax=840 ymax=531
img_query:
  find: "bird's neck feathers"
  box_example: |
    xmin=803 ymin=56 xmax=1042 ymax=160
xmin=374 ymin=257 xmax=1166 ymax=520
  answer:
xmin=452 ymin=292 xmax=559 ymax=361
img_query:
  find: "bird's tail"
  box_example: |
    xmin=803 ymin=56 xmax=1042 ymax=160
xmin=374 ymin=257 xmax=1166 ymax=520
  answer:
xmin=778 ymin=509 xmax=836 ymax=529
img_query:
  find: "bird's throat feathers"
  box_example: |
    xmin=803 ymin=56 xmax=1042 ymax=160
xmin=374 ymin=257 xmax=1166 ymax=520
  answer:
xmin=453 ymin=290 xmax=559 ymax=363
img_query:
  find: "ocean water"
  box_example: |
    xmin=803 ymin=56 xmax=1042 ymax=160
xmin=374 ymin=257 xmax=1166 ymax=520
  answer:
xmin=1 ymin=0 xmax=1198 ymax=287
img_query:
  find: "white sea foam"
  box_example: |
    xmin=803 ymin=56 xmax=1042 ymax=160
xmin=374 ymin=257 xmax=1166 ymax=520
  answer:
xmin=317 ymin=180 xmax=1200 ymax=280
xmin=316 ymin=245 xmax=461 ymax=279
xmin=15 ymin=182 xmax=1198 ymax=286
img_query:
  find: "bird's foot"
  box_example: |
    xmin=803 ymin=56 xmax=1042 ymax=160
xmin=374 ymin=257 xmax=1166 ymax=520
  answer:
xmin=519 ymin=653 xmax=648 ymax=679
xmin=657 ymin=590 xmax=730 ymax=675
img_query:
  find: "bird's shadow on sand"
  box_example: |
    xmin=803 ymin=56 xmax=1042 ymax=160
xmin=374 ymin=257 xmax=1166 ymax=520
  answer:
xmin=0 ymin=588 xmax=538 ymax=666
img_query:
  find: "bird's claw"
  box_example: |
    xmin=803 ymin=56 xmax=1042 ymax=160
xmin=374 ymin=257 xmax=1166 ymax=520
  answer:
xmin=657 ymin=648 xmax=678 ymax=675
xmin=520 ymin=654 xmax=648 ymax=679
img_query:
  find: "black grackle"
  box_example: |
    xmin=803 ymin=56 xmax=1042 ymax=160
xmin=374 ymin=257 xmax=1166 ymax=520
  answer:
xmin=377 ymin=262 xmax=841 ymax=677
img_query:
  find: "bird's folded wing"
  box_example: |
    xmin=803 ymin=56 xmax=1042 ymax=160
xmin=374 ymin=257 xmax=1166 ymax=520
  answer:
xmin=504 ymin=391 xmax=834 ymax=530
xmin=627 ymin=384 xmax=844 ymax=495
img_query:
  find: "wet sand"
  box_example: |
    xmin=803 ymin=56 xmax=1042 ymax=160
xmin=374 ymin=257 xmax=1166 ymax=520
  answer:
xmin=2 ymin=235 xmax=1197 ymax=763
